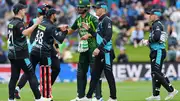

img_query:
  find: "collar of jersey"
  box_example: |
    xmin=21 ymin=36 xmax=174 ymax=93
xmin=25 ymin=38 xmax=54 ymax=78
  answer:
xmin=152 ymin=19 xmax=161 ymax=25
xmin=13 ymin=17 xmax=23 ymax=21
xmin=99 ymin=14 xmax=107 ymax=21
xmin=44 ymin=18 xmax=53 ymax=24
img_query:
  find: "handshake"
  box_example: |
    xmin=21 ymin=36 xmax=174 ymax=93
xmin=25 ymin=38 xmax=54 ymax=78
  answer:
xmin=59 ymin=24 xmax=69 ymax=32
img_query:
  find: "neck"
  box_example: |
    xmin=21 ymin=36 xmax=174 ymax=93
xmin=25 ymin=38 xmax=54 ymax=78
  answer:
xmin=153 ymin=17 xmax=159 ymax=22
xmin=154 ymin=16 xmax=159 ymax=21
xmin=15 ymin=15 xmax=23 ymax=19
xmin=50 ymin=18 xmax=54 ymax=23
xmin=81 ymin=12 xmax=87 ymax=18
xmin=99 ymin=12 xmax=106 ymax=18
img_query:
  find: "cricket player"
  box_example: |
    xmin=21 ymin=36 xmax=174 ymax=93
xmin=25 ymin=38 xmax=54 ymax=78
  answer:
xmin=29 ymin=8 xmax=67 ymax=99
xmin=142 ymin=8 xmax=178 ymax=101
xmin=7 ymin=3 xmax=43 ymax=101
xmin=80 ymin=2 xmax=117 ymax=101
xmin=62 ymin=0 xmax=103 ymax=100
xmin=15 ymin=5 xmax=61 ymax=100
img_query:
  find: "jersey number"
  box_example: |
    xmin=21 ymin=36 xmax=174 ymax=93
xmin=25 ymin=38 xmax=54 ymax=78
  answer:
xmin=35 ymin=30 xmax=44 ymax=45
xmin=8 ymin=30 xmax=13 ymax=45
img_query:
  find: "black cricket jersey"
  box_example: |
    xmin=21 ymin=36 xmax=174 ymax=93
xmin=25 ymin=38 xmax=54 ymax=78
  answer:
xmin=31 ymin=18 xmax=67 ymax=57
xmin=93 ymin=14 xmax=113 ymax=52
xmin=29 ymin=18 xmax=57 ymax=57
xmin=7 ymin=17 xmax=29 ymax=59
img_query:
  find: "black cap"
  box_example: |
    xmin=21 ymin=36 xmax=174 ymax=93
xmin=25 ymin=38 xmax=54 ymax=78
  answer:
xmin=92 ymin=2 xmax=108 ymax=11
xmin=37 ymin=5 xmax=46 ymax=15
xmin=46 ymin=8 xmax=57 ymax=17
xmin=146 ymin=9 xmax=162 ymax=16
xmin=146 ymin=4 xmax=162 ymax=16
xmin=44 ymin=4 xmax=53 ymax=9
xmin=13 ymin=3 xmax=27 ymax=14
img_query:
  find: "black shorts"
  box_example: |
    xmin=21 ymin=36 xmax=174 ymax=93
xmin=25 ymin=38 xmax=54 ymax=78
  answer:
xmin=9 ymin=58 xmax=34 ymax=74
xmin=30 ymin=53 xmax=52 ymax=68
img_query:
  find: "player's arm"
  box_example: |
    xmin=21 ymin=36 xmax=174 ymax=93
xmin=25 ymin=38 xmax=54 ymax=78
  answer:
xmin=22 ymin=16 xmax=43 ymax=36
xmin=53 ymin=41 xmax=60 ymax=53
xmin=81 ymin=17 xmax=98 ymax=39
xmin=52 ymin=27 xmax=68 ymax=44
xmin=68 ymin=19 xmax=78 ymax=34
xmin=67 ymin=28 xmax=75 ymax=34
xmin=97 ymin=18 xmax=112 ymax=50
xmin=149 ymin=24 xmax=162 ymax=43
xmin=59 ymin=26 xmax=75 ymax=35
xmin=53 ymin=40 xmax=61 ymax=58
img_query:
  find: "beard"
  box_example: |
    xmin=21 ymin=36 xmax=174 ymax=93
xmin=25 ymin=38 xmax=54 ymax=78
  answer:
xmin=78 ymin=10 xmax=86 ymax=14
xmin=77 ymin=8 xmax=88 ymax=14
xmin=53 ymin=17 xmax=57 ymax=22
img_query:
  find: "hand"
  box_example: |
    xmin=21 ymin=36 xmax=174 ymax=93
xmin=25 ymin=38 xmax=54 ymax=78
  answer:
xmin=36 ymin=16 xmax=43 ymax=25
xmin=56 ymin=52 xmax=61 ymax=59
xmin=141 ymin=39 xmax=149 ymax=46
xmin=93 ymin=48 xmax=100 ymax=56
xmin=56 ymin=49 xmax=61 ymax=59
xmin=59 ymin=24 xmax=68 ymax=31
xmin=82 ymin=22 xmax=90 ymax=30
xmin=81 ymin=34 xmax=90 ymax=40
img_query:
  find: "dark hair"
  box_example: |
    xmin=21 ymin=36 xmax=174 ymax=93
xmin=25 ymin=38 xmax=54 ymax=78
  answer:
xmin=13 ymin=3 xmax=27 ymax=15
xmin=46 ymin=8 xmax=56 ymax=18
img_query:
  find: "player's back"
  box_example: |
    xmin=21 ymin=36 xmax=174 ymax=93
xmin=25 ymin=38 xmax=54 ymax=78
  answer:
xmin=7 ymin=17 xmax=29 ymax=59
xmin=31 ymin=18 xmax=55 ymax=57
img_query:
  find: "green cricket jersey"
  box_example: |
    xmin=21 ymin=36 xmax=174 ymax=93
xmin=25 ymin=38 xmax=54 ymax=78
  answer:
xmin=71 ymin=12 xmax=98 ymax=49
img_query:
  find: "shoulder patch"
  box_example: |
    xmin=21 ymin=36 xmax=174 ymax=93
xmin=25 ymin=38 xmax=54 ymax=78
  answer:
xmin=108 ymin=23 xmax=111 ymax=28
xmin=156 ymin=26 xmax=160 ymax=31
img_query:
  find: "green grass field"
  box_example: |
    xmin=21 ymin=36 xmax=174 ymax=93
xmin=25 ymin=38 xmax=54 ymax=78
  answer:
xmin=0 ymin=81 xmax=180 ymax=101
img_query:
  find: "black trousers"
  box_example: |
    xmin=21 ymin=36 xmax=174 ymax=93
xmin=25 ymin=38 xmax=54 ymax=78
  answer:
xmin=77 ymin=49 xmax=102 ymax=99
xmin=17 ymin=52 xmax=60 ymax=90
xmin=86 ymin=51 xmax=117 ymax=99
xmin=150 ymin=49 xmax=174 ymax=96
xmin=9 ymin=58 xmax=41 ymax=99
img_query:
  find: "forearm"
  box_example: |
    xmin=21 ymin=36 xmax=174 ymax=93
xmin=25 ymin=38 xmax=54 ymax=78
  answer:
xmin=53 ymin=30 xmax=68 ymax=43
xmin=53 ymin=42 xmax=60 ymax=52
xmin=88 ymin=28 xmax=96 ymax=37
xmin=68 ymin=29 xmax=75 ymax=34
xmin=22 ymin=24 xmax=38 ymax=36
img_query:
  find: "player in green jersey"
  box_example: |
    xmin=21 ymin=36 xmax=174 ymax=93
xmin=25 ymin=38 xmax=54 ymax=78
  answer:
xmin=61 ymin=0 xmax=103 ymax=101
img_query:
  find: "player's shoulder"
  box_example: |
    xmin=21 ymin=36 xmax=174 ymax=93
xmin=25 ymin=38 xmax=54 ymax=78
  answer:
xmin=76 ymin=15 xmax=81 ymax=20
xmin=153 ymin=20 xmax=163 ymax=26
xmin=9 ymin=17 xmax=23 ymax=26
xmin=104 ymin=16 xmax=111 ymax=21
xmin=102 ymin=16 xmax=112 ymax=25
xmin=88 ymin=13 xmax=98 ymax=20
xmin=153 ymin=20 xmax=163 ymax=29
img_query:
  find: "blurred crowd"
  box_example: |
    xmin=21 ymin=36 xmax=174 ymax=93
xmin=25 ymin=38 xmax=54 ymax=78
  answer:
xmin=112 ymin=0 xmax=180 ymax=62
xmin=0 ymin=0 xmax=180 ymax=63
